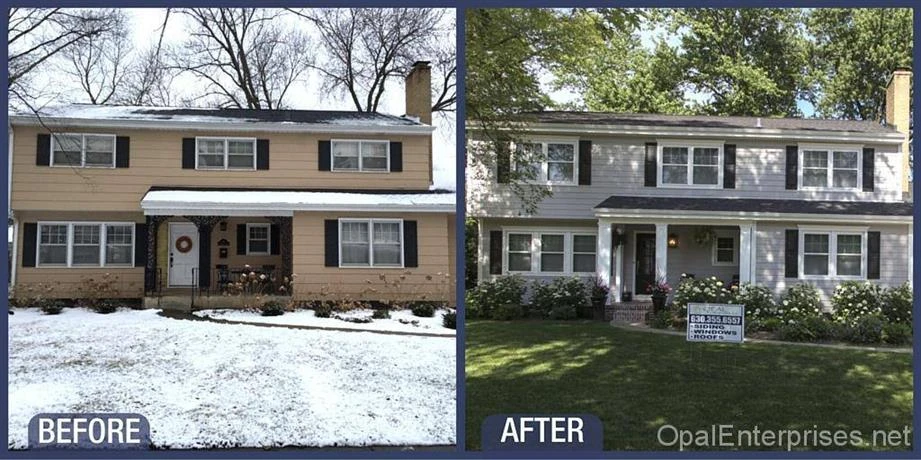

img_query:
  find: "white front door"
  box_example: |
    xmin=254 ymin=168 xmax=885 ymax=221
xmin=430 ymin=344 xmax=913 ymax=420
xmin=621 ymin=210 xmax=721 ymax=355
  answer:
xmin=168 ymin=222 xmax=199 ymax=287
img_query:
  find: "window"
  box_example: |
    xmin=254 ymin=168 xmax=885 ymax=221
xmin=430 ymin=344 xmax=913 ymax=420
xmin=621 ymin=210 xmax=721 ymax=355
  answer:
xmin=246 ymin=223 xmax=270 ymax=255
xmin=339 ymin=219 xmax=403 ymax=267
xmin=799 ymin=147 xmax=861 ymax=190
xmin=659 ymin=143 xmax=722 ymax=187
xmin=512 ymin=141 xmax=578 ymax=184
xmin=36 ymin=222 xmax=134 ymax=267
xmin=503 ymin=230 xmax=597 ymax=274
xmin=800 ymin=230 xmax=865 ymax=279
xmin=332 ymin=140 xmax=389 ymax=172
xmin=196 ymin=137 xmax=256 ymax=170
xmin=712 ymin=236 xmax=735 ymax=265
xmin=51 ymin=133 xmax=115 ymax=167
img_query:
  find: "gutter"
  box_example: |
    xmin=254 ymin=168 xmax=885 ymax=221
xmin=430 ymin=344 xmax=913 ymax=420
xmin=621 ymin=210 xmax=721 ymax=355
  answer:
xmin=140 ymin=203 xmax=456 ymax=216
xmin=593 ymin=208 xmax=912 ymax=224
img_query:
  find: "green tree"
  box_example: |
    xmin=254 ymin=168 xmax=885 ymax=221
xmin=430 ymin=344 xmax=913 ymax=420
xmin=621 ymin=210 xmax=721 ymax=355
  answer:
xmin=807 ymin=8 xmax=913 ymax=120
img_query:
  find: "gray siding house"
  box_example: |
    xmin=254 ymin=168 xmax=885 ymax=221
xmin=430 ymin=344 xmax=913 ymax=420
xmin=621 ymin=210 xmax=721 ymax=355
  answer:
xmin=468 ymin=70 xmax=913 ymax=306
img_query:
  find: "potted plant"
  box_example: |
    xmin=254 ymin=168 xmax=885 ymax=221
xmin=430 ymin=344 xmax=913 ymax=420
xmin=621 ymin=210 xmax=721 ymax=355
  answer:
xmin=645 ymin=278 xmax=671 ymax=314
xmin=589 ymin=277 xmax=610 ymax=321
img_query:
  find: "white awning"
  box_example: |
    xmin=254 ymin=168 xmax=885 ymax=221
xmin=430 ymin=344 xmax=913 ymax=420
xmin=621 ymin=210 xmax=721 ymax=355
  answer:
xmin=140 ymin=190 xmax=456 ymax=216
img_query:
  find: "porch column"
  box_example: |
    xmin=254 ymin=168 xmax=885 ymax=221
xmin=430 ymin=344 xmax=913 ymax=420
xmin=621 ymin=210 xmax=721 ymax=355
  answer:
xmin=654 ymin=223 xmax=668 ymax=282
xmin=185 ymin=216 xmax=226 ymax=291
xmin=613 ymin=227 xmax=624 ymax=303
xmin=268 ymin=216 xmax=294 ymax=284
xmin=738 ymin=223 xmax=754 ymax=284
xmin=477 ymin=219 xmax=488 ymax=283
xmin=596 ymin=219 xmax=613 ymax=304
xmin=909 ymin=223 xmax=913 ymax=289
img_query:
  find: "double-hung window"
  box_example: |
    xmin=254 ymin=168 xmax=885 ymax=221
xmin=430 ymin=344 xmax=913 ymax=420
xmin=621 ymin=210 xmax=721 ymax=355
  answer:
xmin=339 ymin=219 xmax=403 ymax=267
xmin=799 ymin=146 xmax=861 ymax=190
xmin=712 ymin=236 xmax=736 ymax=266
xmin=51 ymin=133 xmax=115 ymax=167
xmin=36 ymin=222 xmax=134 ymax=267
xmin=659 ymin=142 xmax=722 ymax=187
xmin=513 ymin=140 xmax=578 ymax=184
xmin=800 ymin=229 xmax=865 ymax=279
xmin=196 ymin=137 xmax=256 ymax=170
xmin=504 ymin=230 xmax=597 ymax=274
xmin=246 ymin=223 xmax=271 ymax=255
xmin=332 ymin=140 xmax=389 ymax=172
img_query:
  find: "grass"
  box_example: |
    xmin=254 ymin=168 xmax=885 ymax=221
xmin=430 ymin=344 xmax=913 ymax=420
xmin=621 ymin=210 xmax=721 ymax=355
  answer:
xmin=466 ymin=320 xmax=913 ymax=451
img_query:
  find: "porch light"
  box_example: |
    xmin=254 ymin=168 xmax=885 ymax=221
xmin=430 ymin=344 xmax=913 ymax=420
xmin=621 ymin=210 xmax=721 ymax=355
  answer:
xmin=667 ymin=233 xmax=679 ymax=248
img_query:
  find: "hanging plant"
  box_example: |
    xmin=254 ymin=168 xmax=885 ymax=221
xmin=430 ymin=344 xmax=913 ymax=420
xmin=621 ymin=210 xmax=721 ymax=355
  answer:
xmin=693 ymin=227 xmax=717 ymax=246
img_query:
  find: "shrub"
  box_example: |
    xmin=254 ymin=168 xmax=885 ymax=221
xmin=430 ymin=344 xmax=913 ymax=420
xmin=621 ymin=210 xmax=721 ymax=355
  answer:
xmin=465 ymin=275 xmax=526 ymax=319
xmin=530 ymin=277 xmax=588 ymax=318
xmin=260 ymin=300 xmax=285 ymax=317
xmin=588 ymin=276 xmax=610 ymax=306
xmin=671 ymin=276 xmax=732 ymax=317
xmin=831 ymin=281 xmax=883 ymax=326
xmin=760 ymin=317 xmax=783 ymax=332
xmin=77 ymin=274 xmax=124 ymax=310
xmin=648 ymin=309 xmax=671 ymax=329
xmin=442 ymin=310 xmax=457 ymax=329
xmin=882 ymin=283 xmax=912 ymax=324
xmin=778 ymin=283 xmax=823 ymax=321
xmin=491 ymin=303 xmax=524 ymax=321
xmin=410 ymin=301 xmax=438 ymax=317
xmin=313 ymin=301 xmax=334 ymax=318
xmin=372 ymin=308 xmax=391 ymax=319
xmin=729 ymin=284 xmax=777 ymax=322
xmin=90 ymin=299 xmax=118 ymax=314
xmin=776 ymin=322 xmax=815 ymax=342
xmin=882 ymin=322 xmax=912 ymax=346
xmin=800 ymin=316 xmax=845 ymax=342
xmin=39 ymin=299 xmax=66 ymax=315
xmin=842 ymin=314 xmax=885 ymax=344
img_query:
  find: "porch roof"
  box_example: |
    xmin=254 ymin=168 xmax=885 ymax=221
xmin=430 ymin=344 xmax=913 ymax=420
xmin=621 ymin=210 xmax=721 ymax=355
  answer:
xmin=140 ymin=189 xmax=456 ymax=216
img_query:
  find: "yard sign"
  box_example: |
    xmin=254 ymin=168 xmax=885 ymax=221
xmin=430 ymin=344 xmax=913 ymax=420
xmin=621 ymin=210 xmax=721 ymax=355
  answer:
xmin=686 ymin=303 xmax=744 ymax=343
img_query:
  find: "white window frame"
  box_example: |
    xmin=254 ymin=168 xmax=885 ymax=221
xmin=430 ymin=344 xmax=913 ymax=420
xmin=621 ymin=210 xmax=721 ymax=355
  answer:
xmin=36 ymin=221 xmax=135 ymax=268
xmin=657 ymin=140 xmax=724 ymax=189
xmin=245 ymin=223 xmax=271 ymax=256
xmin=571 ymin=233 xmax=598 ymax=274
xmin=797 ymin=144 xmax=862 ymax=191
xmin=49 ymin=133 xmax=116 ymax=168
xmin=711 ymin=235 xmax=737 ymax=266
xmin=195 ymin=137 xmax=257 ymax=171
xmin=538 ymin=233 xmax=566 ymax=274
xmin=797 ymin=226 xmax=868 ymax=280
xmin=338 ymin=218 xmax=404 ymax=268
xmin=501 ymin=228 xmax=598 ymax=275
xmin=330 ymin=139 xmax=391 ymax=172
xmin=510 ymin=139 xmax=579 ymax=186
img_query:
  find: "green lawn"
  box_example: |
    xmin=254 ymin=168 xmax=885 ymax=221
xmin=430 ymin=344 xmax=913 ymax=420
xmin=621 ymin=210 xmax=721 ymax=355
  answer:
xmin=466 ymin=320 xmax=913 ymax=451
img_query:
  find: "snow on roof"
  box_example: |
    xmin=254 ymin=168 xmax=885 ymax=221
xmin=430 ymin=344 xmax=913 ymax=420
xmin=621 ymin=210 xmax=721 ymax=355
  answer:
xmin=141 ymin=190 xmax=456 ymax=215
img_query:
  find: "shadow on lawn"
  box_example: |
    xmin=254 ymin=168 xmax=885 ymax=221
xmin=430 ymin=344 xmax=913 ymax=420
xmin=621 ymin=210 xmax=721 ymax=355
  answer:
xmin=465 ymin=320 xmax=912 ymax=451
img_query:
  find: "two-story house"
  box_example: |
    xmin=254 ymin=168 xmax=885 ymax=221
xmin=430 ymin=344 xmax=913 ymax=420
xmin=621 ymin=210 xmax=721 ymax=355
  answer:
xmin=9 ymin=61 xmax=456 ymax=306
xmin=468 ymin=69 xmax=912 ymax=310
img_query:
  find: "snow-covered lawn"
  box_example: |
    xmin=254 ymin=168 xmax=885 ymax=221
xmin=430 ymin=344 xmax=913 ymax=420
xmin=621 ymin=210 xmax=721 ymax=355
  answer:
xmin=8 ymin=308 xmax=456 ymax=449
xmin=194 ymin=308 xmax=455 ymax=336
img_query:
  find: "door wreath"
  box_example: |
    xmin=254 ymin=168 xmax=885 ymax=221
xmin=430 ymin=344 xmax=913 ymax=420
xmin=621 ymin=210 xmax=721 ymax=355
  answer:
xmin=175 ymin=236 xmax=194 ymax=253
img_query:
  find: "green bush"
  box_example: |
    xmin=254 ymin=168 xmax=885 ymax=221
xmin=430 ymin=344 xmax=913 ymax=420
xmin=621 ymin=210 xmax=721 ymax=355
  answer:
xmin=882 ymin=322 xmax=912 ymax=346
xmin=831 ymin=281 xmax=883 ymax=326
xmin=530 ymin=277 xmax=588 ymax=318
xmin=260 ymin=300 xmax=285 ymax=316
xmin=89 ymin=299 xmax=118 ymax=314
xmin=442 ymin=311 xmax=457 ymax=329
xmin=465 ymin=275 xmax=526 ymax=319
xmin=410 ymin=301 xmax=438 ymax=317
xmin=729 ymin=284 xmax=777 ymax=322
xmin=842 ymin=315 xmax=885 ymax=344
xmin=671 ymin=276 xmax=732 ymax=317
xmin=372 ymin=308 xmax=391 ymax=319
xmin=39 ymin=299 xmax=66 ymax=315
xmin=882 ymin=283 xmax=912 ymax=324
xmin=778 ymin=283 xmax=823 ymax=320
xmin=313 ymin=301 xmax=334 ymax=318
xmin=491 ymin=303 xmax=525 ymax=321
xmin=648 ymin=310 xmax=671 ymax=329
xmin=761 ymin=317 xmax=783 ymax=332
xmin=800 ymin=316 xmax=845 ymax=342
xmin=776 ymin=322 xmax=815 ymax=342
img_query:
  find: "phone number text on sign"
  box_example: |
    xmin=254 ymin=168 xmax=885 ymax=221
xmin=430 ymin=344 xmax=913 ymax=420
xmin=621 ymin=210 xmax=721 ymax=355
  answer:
xmin=686 ymin=303 xmax=745 ymax=343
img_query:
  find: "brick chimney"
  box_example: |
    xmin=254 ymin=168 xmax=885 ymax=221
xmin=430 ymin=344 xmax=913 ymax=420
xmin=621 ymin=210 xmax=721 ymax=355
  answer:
xmin=405 ymin=61 xmax=432 ymax=125
xmin=885 ymin=68 xmax=912 ymax=195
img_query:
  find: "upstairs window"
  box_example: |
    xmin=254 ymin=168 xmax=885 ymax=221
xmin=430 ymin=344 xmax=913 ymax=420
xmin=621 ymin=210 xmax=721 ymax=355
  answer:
xmin=332 ymin=140 xmax=389 ymax=172
xmin=658 ymin=143 xmax=722 ymax=187
xmin=51 ymin=133 xmax=115 ymax=168
xmin=196 ymin=137 xmax=256 ymax=170
xmin=799 ymin=147 xmax=861 ymax=190
xmin=513 ymin=141 xmax=578 ymax=185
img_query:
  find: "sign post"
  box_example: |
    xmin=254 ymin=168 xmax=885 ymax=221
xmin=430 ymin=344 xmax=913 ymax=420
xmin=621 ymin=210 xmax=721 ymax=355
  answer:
xmin=686 ymin=303 xmax=744 ymax=343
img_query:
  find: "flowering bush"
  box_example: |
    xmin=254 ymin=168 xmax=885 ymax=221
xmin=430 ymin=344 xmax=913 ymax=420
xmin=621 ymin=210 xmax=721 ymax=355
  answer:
xmin=882 ymin=283 xmax=912 ymax=325
xmin=465 ymin=275 xmax=526 ymax=319
xmin=728 ymin=284 xmax=777 ymax=322
xmin=671 ymin=276 xmax=731 ymax=317
xmin=841 ymin=314 xmax=885 ymax=344
xmin=530 ymin=276 xmax=588 ymax=319
xmin=778 ymin=283 xmax=823 ymax=321
xmin=646 ymin=278 xmax=671 ymax=296
xmin=830 ymin=281 xmax=883 ymax=326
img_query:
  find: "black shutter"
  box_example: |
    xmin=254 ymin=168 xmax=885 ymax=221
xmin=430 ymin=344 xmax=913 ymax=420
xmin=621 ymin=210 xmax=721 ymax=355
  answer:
xmin=403 ymin=220 xmax=418 ymax=267
xmin=134 ymin=223 xmax=147 ymax=267
xmin=785 ymin=145 xmax=798 ymax=190
xmin=115 ymin=136 xmax=130 ymax=168
xmin=36 ymin=134 xmax=51 ymax=166
xmin=862 ymin=148 xmax=875 ymax=192
xmin=182 ymin=138 xmax=196 ymax=169
xmin=318 ymin=140 xmax=331 ymax=171
xmin=578 ymin=140 xmax=592 ymax=185
xmin=784 ymin=229 xmax=798 ymax=278
xmin=390 ymin=141 xmax=403 ymax=172
xmin=270 ymin=224 xmax=280 ymax=255
xmin=236 ymin=224 xmax=246 ymax=255
xmin=324 ymin=220 xmax=339 ymax=267
xmin=256 ymin=139 xmax=270 ymax=170
xmin=496 ymin=141 xmax=511 ymax=183
xmin=867 ymin=231 xmax=881 ymax=279
xmin=22 ymin=223 xmax=37 ymax=267
xmin=723 ymin=144 xmax=736 ymax=189
xmin=644 ymin=142 xmax=657 ymax=187
xmin=489 ymin=230 xmax=502 ymax=275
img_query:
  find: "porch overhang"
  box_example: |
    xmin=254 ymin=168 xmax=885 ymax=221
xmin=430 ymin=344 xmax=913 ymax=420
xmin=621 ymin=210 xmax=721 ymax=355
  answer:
xmin=140 ymin=189 xmax=456 ymax=216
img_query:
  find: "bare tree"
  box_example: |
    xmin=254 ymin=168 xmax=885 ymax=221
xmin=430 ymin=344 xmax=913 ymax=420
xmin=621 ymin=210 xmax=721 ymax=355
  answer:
xmin=171 ymin=8 xmax=311 ymax=109
xmin=60 ymin=10 xmax=131 ymax=104
xmin=290 ymin=8 xmax=453 ymax=113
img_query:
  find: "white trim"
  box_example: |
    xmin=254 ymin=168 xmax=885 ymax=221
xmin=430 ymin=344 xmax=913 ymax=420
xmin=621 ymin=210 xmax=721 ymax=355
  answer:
xmin=657 ymin=140 xmax=724 ymax=189
xmin=49 ymin=133 xmax=116 ymax=169
xmin=35 ymin=221 xmax=136 ymax=268
xmin=593 ymin=209 xmax=910 ymax=224
xmin=194 ymin=136 xmax=257 ymax=171
xmin=10 ymin=217 xmax=18 ymax=287
xmin=711 ymin=234 xmax=737 ymax=266
xmin=330 ymin=139 xmax=391 ymax=173
xmin=510 ymin=139 xmax=580 ymax=186
xmin=245 ymin=223 xmax=271 ymax=256
xmin=338 ymin=218 xmax=404 ymax=269
xmin=797 ymin=145 xmax=863 ymax=192
xmin=500 ymin=227 xmax=598 ymax=275
xmin=798 ymin=228 xmax=867 ymax=280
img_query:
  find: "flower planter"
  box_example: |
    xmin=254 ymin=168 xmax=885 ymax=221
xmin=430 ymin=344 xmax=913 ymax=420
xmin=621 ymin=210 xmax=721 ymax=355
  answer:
xmin=651 ymin=293 xmax=667 ymax=313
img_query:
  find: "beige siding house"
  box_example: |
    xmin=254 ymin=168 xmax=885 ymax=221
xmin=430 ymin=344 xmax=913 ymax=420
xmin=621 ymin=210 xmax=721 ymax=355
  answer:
xmin=9 ymin=62 xmax=456 ymax=306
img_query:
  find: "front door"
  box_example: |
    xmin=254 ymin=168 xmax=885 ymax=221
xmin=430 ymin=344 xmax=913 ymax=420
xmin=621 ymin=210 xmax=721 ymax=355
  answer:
xmin=168 ymin=222 xmax=199 ymax=287
xmin=635 ymin=233 xmax=656 ymax=294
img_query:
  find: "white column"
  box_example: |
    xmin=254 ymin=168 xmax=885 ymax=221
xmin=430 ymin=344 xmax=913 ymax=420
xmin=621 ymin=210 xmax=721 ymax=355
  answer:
xmin=654 ymin=223 xmax=668 ymax=282
xmin=596 ymin=220 xmax=613 ymax=303
xmin=909 ymin=224 xmax=913 ymax=289
xmin=613 ymin=231 xmax=624 ymax=303
xmin=477 ymin=219 xmax=488 ymax=282
xmin=738 ymin=223 xmax=753 ymax=284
